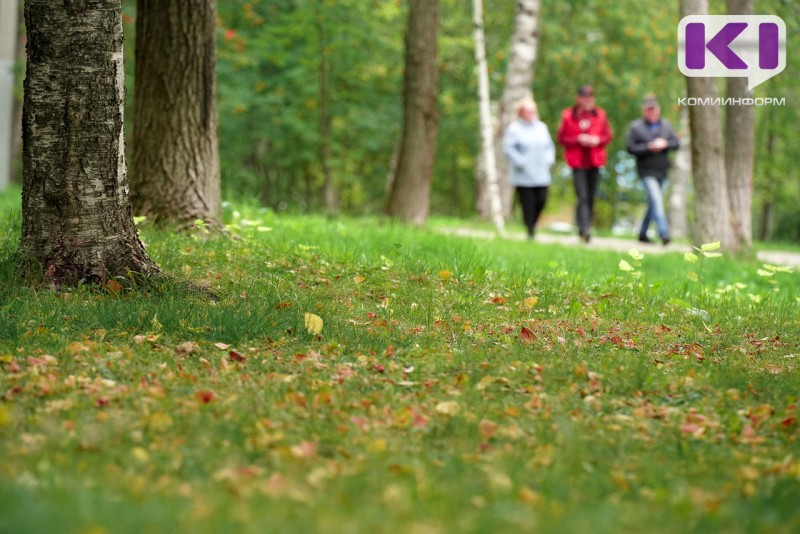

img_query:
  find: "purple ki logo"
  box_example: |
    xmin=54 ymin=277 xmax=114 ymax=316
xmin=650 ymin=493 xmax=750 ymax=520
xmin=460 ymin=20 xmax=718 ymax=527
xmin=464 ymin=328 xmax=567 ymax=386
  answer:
xmin=678 ymin=16 xmax=786 ymax=90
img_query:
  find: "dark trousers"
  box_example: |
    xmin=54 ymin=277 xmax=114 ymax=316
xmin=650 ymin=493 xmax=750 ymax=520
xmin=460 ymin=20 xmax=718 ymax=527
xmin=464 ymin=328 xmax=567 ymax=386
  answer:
xmin=572 ymin=168 xmax=600 ymax=237
xmin=517 ymin=186 xmax=548 ymax=236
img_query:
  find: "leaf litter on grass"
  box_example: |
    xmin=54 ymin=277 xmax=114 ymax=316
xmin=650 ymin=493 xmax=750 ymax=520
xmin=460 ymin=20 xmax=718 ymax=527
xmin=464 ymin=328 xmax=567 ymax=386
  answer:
xmin=0 ymin=214 xmax=798 ymax=533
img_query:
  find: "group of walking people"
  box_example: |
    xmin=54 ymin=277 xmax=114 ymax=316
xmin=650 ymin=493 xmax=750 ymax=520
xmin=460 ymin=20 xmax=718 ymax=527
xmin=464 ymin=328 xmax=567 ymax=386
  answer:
xmin=501 ymin=86 xmax=679 ymax=245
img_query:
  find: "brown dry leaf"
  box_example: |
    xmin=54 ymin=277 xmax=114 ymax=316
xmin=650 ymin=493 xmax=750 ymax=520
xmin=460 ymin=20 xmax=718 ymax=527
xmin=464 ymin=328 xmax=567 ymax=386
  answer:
xmin=176 ymin=341 xmax=200 ymax=355
xmin=291 ymin=441 xmax=318 ymax=459
xmin=105 ymin=280 xmax=124 ymax=294
xmin=478 ymin=419 xmax=498 ymax=439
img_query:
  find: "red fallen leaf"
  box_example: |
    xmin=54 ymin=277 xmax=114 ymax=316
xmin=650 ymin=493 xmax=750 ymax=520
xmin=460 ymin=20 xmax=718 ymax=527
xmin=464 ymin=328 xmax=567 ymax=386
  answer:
xmin=196 ymin=390 xmax=215 ymax=404
xmin=780 ymin=416 xmax=797 ymax=428
xmin=229 ymin=350 xmax=246 ymax=363
xmin=491 ymin=296 xmax=508 ymax=304
xmin=96 ymin=398 xmax=109 ymax=408
xmin=521 ymin=327 xmax=536 ymax=343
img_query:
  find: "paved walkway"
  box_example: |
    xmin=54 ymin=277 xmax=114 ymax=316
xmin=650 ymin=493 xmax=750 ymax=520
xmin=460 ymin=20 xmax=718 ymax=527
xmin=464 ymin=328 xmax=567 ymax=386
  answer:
xmin=437 ymin=227 xmax=800 ymax=269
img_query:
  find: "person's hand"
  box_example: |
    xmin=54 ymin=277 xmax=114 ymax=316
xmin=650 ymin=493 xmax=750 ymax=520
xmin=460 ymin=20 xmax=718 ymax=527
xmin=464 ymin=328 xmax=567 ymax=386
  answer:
xmin=577 ymin=133 xmax=591 ymax=146
xmin=648 ymin=137 xmax=668 ymax=152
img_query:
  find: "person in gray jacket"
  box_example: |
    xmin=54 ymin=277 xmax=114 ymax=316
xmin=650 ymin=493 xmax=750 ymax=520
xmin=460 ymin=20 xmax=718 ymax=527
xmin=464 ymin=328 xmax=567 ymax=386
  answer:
xmin=502 ymin=98 xmax=556 ymax=239
xmin=626 ymin=94 xmax=680 ymax=245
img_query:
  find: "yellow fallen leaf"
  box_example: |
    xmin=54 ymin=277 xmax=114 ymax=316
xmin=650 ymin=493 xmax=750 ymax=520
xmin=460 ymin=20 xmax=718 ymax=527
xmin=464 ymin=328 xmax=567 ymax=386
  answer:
xmin=435 ymin=401 xmax=460 ymax=416
xmin=132 ymin=447 xmax=150 ymax=463
xmin=0 ymin=405 xmax=10 ymax=427
xmin=304 ymin=313 xmax=323 ymax=335
xmin=519 ymin=486 xmax=541 ymax=506
xmin=353 ymin=275 xmax=366 ymax=284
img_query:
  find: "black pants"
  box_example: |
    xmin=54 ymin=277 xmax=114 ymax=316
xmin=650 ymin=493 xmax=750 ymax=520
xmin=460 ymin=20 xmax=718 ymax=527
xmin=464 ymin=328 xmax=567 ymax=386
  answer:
xmin=572 ymin=168 xmax=600 ymax=237
xmin=517 ymin=186 xmax=548 ymax=236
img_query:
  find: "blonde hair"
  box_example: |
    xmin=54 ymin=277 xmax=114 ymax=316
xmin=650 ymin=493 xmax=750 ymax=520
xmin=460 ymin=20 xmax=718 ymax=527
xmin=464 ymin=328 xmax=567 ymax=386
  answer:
xmin=516 ymin=98 xmax=538 ymax=118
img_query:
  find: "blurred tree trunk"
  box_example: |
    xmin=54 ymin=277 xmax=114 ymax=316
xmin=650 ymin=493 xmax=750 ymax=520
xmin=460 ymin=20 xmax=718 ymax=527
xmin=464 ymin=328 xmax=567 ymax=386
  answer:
xmin=724 ymin=0 xmax=755 ymax=249
xmin=0 ymin=0 xmax=19 ymax=191
xmin=681 ymin=0 xmax=734 ymax=249
xmin=385 ymin=0 xmax=439 ymax=225
xmin=476 ymin=0 xmax=540 ymax=221
xmin=131 ymin=0 xmax=220 ymax=227
xmin=20 ymin=0 xmax=158 ymax=285
xmin=317 ymin=1 xmax=335 ymax=215
xmin=669 ymin=107 xmax=690 ymax=239
xmin=758 ymin=122 xmax=777 ymax=241
xmin=472 ymin=0 xmax=505 ymax=235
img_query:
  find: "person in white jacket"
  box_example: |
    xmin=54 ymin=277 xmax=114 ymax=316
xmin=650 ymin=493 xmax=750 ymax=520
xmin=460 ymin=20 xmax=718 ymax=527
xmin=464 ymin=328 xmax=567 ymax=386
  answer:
xmin=502 ymin=98 xmax=556 ymax=239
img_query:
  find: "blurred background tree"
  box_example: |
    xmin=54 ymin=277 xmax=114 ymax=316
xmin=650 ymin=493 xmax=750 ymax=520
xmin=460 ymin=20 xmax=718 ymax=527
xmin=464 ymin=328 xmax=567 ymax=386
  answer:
xmin=3 ymin=0 xmax=798 ymax=243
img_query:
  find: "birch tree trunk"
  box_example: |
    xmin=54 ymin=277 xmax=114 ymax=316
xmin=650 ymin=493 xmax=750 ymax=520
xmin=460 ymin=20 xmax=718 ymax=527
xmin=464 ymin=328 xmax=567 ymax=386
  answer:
xmin=473 ymin=0 xmax=505 ymax=235
xmin=668 ymin=107 xmax=690 ymax=239
xmin=476 ymin=0 xmax=540 ymax=221
xmin=0 ymin=0 xmax=18 ymax=191
xmin=724 ymin=0 xmax=755 ymax=249
xmin=20 ymin=0 xmax=158 ymax=285
xmin=130 ymin=0 xmax=220 ymax=227
xmin=385 ymin=0 xmax=439 ymax=225
xmin=681 ymin=0 xmax=734 ymax=250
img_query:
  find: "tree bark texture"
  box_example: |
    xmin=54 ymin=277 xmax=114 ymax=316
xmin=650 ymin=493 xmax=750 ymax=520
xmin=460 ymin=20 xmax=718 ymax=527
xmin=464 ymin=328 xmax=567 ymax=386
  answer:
xmin=20 ymin=0 xmax=158 ymax=284
xmin=131 ymin=0 xmax=220 ymax=226
xmin=477 ymin=0 xmax=540 ymax=220
xmin=681 ymin=0 xmax=734 ymax=249
xmin=473 ymin=0 xmax=505 ymax=235
xmin=385 ymin=0 xmax=439 ymax=225
xmin=724 ymin=0 xmax=755 ymax=249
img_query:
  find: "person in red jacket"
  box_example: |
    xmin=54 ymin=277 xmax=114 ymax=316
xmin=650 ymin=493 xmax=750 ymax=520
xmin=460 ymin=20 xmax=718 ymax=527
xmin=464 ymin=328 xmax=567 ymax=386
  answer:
xmin=557 ymin=85 xmax=613 ymax=242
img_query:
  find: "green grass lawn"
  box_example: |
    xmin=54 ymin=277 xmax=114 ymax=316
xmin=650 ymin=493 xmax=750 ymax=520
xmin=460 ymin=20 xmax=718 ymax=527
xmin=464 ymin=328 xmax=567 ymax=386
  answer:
xmin=1 ymin=192 xmax=798 ymax=533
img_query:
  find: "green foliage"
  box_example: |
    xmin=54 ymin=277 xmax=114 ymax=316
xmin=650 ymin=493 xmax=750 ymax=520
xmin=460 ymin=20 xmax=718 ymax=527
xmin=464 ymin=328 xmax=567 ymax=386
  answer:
xmin=1 ymin=196 xmax=798 ymax=532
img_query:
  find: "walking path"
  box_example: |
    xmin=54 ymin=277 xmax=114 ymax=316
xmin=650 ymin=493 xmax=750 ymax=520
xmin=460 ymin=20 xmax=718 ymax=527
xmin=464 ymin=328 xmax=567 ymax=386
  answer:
xmin=437 ymin=227 xmax=800 ymax=269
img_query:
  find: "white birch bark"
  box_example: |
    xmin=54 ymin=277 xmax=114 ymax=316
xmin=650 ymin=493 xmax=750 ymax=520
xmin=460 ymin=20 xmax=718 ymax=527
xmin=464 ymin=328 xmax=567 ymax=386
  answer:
xmin=473 ymin=0 xmax=505 ymax=236
xmin=477 ymin=0 xmax=540 ymax=221
xmin=0 ymin=0 xmax=18 ymax=192
xmin=20 ymin=0 xmax=158 ymax=284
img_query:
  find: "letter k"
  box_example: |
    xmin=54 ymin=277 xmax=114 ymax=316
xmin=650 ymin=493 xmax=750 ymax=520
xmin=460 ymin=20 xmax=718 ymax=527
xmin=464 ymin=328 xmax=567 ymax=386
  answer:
xmin=686 ymin=22 xmax=748 ymax=69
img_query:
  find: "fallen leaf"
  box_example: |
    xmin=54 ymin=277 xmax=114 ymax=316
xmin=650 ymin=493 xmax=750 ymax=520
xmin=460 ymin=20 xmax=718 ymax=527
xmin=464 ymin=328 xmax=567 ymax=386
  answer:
xmin=304 ymin=313 xmax=323 ymax=335
xmin=520 ymin=327 xmax=536 ymax=343
xmin=435 ymin=401 xmax=460 ymax=416
xmin=196 ymin=390 xmax=215 ymax=404
xmin=478 ymin=419 xmax=498 ymax=439
xmin=229 ymin=350 xmax=247 ymax=363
